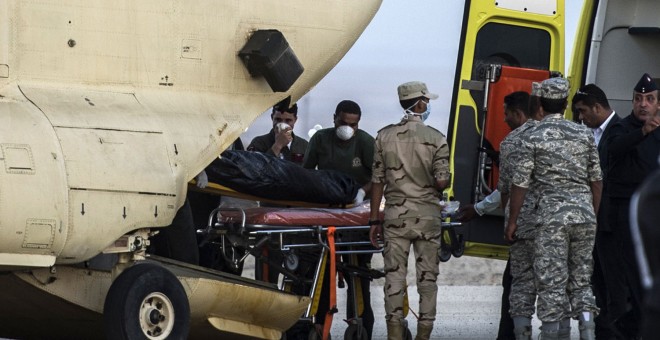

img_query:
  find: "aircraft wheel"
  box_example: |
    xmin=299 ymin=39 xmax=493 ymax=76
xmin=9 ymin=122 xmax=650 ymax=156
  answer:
xmin=104 ymin=263 xmax=190 ymax=340
xmin=343 ymin=324 xmax=368 ymax=340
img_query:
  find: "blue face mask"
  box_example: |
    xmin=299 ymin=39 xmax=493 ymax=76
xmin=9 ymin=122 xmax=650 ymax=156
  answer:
xmin=420 ymin=102 xmax=431 ymax=122
xmin=404 ymin=100 xmax=431 ymax=122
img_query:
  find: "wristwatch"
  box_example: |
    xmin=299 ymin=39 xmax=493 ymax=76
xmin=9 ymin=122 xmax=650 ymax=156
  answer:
xmin=368 ymin=219 xmax=382 ymax=225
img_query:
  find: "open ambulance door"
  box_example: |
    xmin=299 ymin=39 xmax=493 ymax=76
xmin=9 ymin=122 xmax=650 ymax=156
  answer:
xmin=567 ymin=0 xmax=660 ymax=120
xmin=445 ymin=1 xmax=565 ymax=260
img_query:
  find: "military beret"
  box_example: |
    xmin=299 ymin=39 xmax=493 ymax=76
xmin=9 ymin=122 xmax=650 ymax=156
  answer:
xmin=634 ymin=73 xmax=658 ymax=93
xmin=539 ymin=77 xmax=569 ymax=99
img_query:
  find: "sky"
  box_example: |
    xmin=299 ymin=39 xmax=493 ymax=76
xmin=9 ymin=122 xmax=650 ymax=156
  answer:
xmin=240 ymin=1 xmax=585 ymax=144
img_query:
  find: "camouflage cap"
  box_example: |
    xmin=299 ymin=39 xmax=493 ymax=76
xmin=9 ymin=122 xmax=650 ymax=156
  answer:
xmin=539 ymin=77 xmax=569 ymax=99
xmin=531 ymin=81 xmax=542 ymax=97
xmin=397 ymin=81 xmax=439 ymax=101
xmin=634 ymin=73 xmax=658 ymax=93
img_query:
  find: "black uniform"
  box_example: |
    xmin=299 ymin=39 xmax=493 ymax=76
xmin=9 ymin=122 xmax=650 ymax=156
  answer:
xmin=593 ymin=113 xmax=620 ymax=339
xmin=603 ymin=112 xmax=660 ymax=338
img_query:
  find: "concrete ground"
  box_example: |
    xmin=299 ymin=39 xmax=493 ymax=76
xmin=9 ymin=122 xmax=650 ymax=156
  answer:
xmin=245 ymin=253 xmax=582 ymax=339
xmin=327 ymin=254 xmax=582 ymax=340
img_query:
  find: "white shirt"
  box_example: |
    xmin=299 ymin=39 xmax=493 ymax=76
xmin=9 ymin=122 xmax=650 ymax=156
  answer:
xmin=474 ymin=189 xmax=501 ymax=215
xmin=592 ymin=111 xmax=616 ymax=147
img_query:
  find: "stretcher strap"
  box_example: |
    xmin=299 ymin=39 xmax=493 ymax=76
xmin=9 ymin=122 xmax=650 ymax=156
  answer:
xmin=322 ymin=226 xmax=337 ymax=340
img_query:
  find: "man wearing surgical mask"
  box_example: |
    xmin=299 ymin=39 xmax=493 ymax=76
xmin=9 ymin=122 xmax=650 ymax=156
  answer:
xmin=303 ymin=99 xmax=376 ymax=338
xmin=369 ymin=81 xmax=449 ymax=340
xmin=303 ymin=99 xmax=374 ymax=201
xmin=247 ymin=97 xmax=308 ymax=164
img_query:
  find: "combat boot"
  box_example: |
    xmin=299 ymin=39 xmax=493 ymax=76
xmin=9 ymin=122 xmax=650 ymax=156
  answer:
xmin=540 ymin=321 xmax=560 ymax=340
xmin=539 ymin=329 xmax=560 ymax=340
xmin=556 ymin=318 xmax=571 ymax=340
xmin=558 ymin=318 xmax=571 ymax=340
xmin=512 ymin=316 xmax=532 ymax=340
xmin=386 ymin=321 xmax=404 ymax=340
xmin=578 ymin=312 xmax=596 ymax=340
xmin=415 ymin=323 xmax=433 ymax=340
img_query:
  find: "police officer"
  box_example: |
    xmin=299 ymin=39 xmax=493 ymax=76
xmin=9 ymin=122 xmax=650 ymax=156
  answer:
xmin=602 ymin=73 xmax=660 ymax=338
xmin=507 ymin=78 xmax=602 ymax=340
xmin=369 ymin=81 xmax=450 ymax=340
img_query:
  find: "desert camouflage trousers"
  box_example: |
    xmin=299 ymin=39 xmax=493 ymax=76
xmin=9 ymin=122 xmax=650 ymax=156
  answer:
xmin=534 ymin=221 xmax=598 ymax=322
xmin=509 ymin=238 xmax=536 ymax=318
xmin=382 ymin=217 xmax=441 ymax=329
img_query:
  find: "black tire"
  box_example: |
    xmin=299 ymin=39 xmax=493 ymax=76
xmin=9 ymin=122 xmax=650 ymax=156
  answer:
xmin=343 ymin=324 xmax=368 ymax=340
xmin=451 ymin=233 xmax=465 ymax=258
xmin=307 ymin=327 xmax=331 ymax=340
xmin=104 ymin=263 xmax=190 ymax=340
xmin=439 ymin=244 xmax=452 ymax=262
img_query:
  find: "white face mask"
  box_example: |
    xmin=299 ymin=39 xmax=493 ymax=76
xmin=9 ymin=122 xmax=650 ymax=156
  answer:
xmin=276 ymin=122 xmax=291 ymax=132
xmin=335 ymin=125 xmax=355 ymax=141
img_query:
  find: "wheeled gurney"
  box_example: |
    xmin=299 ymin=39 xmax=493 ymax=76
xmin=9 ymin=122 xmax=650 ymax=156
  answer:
xmin=193 ymin=182 xmax=464 ymax=340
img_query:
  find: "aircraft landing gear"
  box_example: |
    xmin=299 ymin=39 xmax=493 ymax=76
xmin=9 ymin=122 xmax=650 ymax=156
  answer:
xmin=103 ymin=262 xmax=190 ymax=340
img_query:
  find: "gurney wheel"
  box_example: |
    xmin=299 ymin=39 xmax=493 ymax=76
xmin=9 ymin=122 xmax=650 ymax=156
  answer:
xmin=103 ymin=262 xmax=190 ymax=340
xmin=451 ymin=233 xmax=465 ymax=258
xmin=403 ymin=327 xmax=413 ymax=340
xmin=307 ymin=327 xmax=331 ymax=340
xmin=439 ymin=245 xmax=452 ymax=262
xmin=343 ymin=324 xmax=368 ymax=340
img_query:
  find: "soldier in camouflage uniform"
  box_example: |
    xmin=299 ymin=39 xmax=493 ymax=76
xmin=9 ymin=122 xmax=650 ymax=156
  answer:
xmin=498 ymin=89 xmax=542 ymax=340
xmin=507 ymin=78 xmax=602 ymax=340
xmin=368 ymin=81 xmax=450 ymax=340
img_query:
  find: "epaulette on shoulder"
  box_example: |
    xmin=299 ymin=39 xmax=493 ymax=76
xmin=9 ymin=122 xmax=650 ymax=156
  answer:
xmin=377 ymin=124 xmax=397 ymax=133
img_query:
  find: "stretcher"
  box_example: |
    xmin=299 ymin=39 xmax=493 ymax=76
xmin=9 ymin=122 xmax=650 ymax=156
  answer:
xmin=192 ymin=182 xmax=463 ymax=340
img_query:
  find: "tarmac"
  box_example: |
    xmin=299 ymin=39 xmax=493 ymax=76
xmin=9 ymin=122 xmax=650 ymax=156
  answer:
xmin=246 ymin=253 xmax=582 ymax=339
xmin=328 ymin=254 xmax=582 ymax=340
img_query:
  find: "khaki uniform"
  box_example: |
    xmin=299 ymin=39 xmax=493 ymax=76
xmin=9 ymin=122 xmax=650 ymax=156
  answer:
xmin=512 ymin=113 xmax=602 ymax=322
xmin=498 ymin=119 xmax=539 ymax=319
xmin=372 ymin=116 xmax=450 ymax=330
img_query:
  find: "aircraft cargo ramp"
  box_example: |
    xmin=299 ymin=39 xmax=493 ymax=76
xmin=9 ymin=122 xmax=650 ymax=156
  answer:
xmin=0 ymin=256 xmax=309 ymax=339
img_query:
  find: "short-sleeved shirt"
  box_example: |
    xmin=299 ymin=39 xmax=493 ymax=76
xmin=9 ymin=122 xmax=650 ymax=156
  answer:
xmin=498 ymin=119 xmax=539 ymax=238
xmin=247 ymin=129 xmax=308 ymax=163
xmin=512 ymin=114 xmax=602 ymax=223
xmin=303 ymin=128 xmax=375 ymax=186
xmin=372 ymin=116 xmax=450 ymax=221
